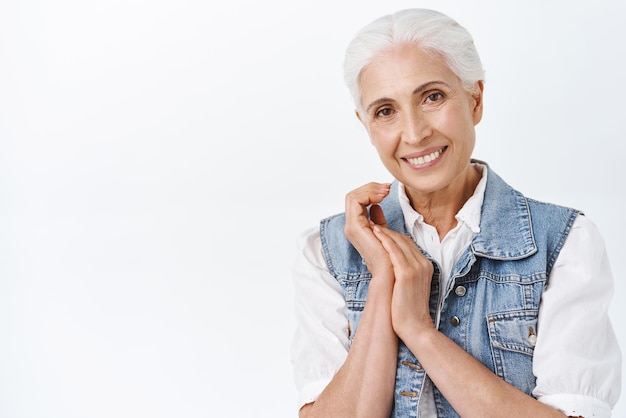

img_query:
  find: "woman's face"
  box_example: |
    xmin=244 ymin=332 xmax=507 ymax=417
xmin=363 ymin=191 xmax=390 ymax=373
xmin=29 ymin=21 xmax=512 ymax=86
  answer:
xmin=357 ymin=44 xmax=483 ymax=199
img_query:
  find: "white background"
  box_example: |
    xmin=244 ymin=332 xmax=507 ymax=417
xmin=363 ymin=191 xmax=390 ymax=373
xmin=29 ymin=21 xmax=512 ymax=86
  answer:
xmin=1 ymin=1 xmax=624 ymax=417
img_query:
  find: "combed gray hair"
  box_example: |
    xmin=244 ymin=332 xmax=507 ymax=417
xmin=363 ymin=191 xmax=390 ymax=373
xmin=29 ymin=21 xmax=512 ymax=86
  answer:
xmin=343 ymin=8 xmax=485 ymax=109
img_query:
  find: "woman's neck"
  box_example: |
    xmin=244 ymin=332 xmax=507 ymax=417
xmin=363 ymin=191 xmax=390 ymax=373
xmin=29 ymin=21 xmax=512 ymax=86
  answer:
xmin=406 ymin=165 xmax=482 ymax=240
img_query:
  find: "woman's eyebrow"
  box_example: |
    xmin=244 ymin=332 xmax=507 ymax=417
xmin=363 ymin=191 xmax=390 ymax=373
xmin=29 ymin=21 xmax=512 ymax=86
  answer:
xmin=365 ymin=80 xmax=450 ymax=113
xmin=412 ymin=80 xmax=449 ymax=96
xmin=365 ymin=97 xmax=394 ymax=113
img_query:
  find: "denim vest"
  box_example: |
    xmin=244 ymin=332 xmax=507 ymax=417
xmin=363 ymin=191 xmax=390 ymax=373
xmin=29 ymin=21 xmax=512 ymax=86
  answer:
xmin=319 ymin=168 xmax=580 ymax=417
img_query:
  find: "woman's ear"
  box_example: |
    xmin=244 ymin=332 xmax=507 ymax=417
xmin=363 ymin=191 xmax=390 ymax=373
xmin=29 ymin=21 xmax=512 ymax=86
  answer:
xmin=472 ymin=81 xmax=484 ymax=125
xmin=355 ymin=109 xmax=376 ymax=144
xmin=355 ymin=109 xmax=365 ymax=125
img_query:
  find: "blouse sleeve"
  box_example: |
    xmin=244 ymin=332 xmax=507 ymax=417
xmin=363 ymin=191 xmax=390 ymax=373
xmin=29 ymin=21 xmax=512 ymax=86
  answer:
xmin=290 ymin=227 xmax=350 ymax=410
xmin=532 ymin=215 xmax=622 ymax=417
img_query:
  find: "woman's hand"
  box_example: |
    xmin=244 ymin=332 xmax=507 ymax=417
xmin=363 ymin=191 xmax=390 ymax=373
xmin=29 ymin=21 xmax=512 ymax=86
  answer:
xmin=372 ymin=225 xmax=436 ymax=338
xmin=343 ymin=182 xmax=392 ymax=278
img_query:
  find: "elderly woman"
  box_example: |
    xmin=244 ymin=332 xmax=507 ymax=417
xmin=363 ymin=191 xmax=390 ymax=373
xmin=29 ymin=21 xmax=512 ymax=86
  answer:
xmin=291 ymin=8 xmax=621 ymax=418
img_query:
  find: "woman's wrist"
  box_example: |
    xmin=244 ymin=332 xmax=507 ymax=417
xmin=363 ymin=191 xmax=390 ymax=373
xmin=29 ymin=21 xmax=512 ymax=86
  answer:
xmin=394 ymin=314 xmax=437 ymax=344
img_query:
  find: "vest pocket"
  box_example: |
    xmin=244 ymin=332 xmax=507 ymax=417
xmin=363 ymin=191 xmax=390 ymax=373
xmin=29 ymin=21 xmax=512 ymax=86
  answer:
xmin=486 ymin=309 xmax=538 ymax=394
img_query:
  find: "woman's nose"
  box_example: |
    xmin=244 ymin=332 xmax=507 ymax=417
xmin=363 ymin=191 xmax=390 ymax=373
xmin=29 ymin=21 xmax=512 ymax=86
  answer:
xmin=402 ymin=113 xmax=431 ymax=145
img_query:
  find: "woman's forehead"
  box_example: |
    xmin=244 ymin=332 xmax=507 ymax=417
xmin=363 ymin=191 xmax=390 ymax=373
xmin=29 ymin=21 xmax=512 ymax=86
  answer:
xmin=358 ymin=46 xmax=458 ymax=102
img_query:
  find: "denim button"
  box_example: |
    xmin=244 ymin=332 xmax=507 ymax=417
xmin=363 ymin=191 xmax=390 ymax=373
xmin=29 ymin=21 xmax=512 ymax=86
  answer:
xmin=528 ymin=326 xmax=537 ymax=347
xmin=450 ymin=316 xmax=460 ymax=326
xmin=454 ymin=286 xmax=467 ymax=297
xmin=401 ymin=361 xmax=423 ymax=371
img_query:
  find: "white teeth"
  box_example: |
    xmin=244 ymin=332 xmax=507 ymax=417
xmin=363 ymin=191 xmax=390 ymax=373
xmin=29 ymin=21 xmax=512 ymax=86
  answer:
xmin=407 ymin=148 xmax=443 ymax=166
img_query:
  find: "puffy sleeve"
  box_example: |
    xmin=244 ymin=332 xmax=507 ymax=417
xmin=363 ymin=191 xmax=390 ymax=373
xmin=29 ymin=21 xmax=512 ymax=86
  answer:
xmin=290 ymin=227 xmax=349 ymax=410
xmin=533 ymin=215 xmax=622 ymax=417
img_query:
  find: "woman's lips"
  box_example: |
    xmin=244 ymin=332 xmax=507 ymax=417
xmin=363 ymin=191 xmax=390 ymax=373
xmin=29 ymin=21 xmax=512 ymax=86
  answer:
xmin=403 ymin=146 xmax=447 ymax=167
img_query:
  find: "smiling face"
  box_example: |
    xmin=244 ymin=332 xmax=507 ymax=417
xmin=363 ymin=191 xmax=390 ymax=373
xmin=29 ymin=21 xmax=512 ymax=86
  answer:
xmin=357 ymin=44 xmax=484 ymax=203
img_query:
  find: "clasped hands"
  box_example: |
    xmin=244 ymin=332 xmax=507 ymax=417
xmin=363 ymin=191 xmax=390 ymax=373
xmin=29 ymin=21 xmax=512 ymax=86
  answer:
xmin=343 ymin=182 xmax=436 ymax=338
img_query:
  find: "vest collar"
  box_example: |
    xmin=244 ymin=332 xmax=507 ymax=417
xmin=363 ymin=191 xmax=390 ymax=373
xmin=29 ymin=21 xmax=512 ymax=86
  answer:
xmin=472 ymin=168 xmax=537 ymax=260
xmin=383 ymin=166 xmax=537 ymax=261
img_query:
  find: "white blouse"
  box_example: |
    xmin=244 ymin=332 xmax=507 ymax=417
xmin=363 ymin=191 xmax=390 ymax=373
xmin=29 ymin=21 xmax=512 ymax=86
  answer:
xmin=291 ymin=166 xmax=621 ymax=417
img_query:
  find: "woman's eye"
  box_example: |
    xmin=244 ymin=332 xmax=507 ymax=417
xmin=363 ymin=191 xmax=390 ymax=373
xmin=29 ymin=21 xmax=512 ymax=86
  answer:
xmin=426 ymin=92 xmax=444 ymax=102
xmin=375 ymin=107 xmax=394 ymax=118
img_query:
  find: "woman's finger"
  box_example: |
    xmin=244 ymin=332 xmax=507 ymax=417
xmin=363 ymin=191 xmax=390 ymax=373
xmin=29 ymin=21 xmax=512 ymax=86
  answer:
xmin=372 ymin=225 xmax=433 ymax=277
xmin=369 ymin=204 xmax=388 ymax=227
xmin=344 ymin=183 xmax=390 ymax=223
xmin=340 ymin=183 xmax=394 ymax=276
xmin=344 ymin=182 xmax=391 ymax=242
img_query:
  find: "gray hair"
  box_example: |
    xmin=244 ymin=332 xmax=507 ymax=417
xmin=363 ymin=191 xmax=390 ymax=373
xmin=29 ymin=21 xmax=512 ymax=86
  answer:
xmin=343 ymin=8 xmax=485 ymax=109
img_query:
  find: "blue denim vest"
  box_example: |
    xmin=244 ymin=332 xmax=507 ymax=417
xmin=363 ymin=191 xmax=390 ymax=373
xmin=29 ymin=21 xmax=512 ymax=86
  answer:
xmin=319 ymin=168 xmax=580 ymax=417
